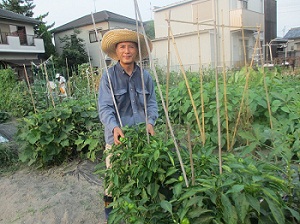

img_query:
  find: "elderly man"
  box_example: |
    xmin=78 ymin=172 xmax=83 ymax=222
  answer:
xmin=98 ymin=29 xmax=158 ymax=222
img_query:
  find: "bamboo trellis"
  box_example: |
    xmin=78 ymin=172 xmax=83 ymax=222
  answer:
xmin=162 ymin=7 xmax=274 ymax=174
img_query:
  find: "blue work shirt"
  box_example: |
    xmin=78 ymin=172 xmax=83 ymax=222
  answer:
xmin=98 ymin=62 xmax=158 ymax=145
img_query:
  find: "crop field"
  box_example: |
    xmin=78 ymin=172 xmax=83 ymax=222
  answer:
xmin=0 ymin=62 xmax=299 ymax=223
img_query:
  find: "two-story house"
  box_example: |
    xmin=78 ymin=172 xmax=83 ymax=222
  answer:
xmin=152 ymin=0 xmax=277 ymax=71
xmin=0 ymin=8 xmax=45 ymax=78
xmin=282 ymin=27 xmax=300 ymax=67
xmin=53 ymin=10 xmax=142 ymax=69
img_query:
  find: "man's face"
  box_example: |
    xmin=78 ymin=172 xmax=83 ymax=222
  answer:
xmin=115 ymin=41 xmax=138 ymax=65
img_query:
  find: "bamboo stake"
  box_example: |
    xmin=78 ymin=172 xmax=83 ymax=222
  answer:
xmin=241 ymin=17 xmax=247 ymax=68
xmin=241 ymin=16 xmax=250 ymax=147
xmin=257 ymin=29 xmax=273 ymax=129
xmin=165 ymin=16 xmax=204 ymax=143
xmin=213 ymin=0 xmax=222 ymax=175
xmin=65 ymin=58 xmax=71 ymax=96
xmin=43 ymin=63 xmax=56 ymax=108
xmin=229 ymin=27 xmax=261 ymax=149
xmin=90 ymin=11 xmax=123 ymax=127
xmin=221 ymin=11 xmax=230 ymax=151
xmin=167 ymin=18 xmax=261 ymax=30
xmin=86 ymin=69 xmax=91 ymax=95
xmin=196 ymin=5 xmax=206 ymax=145
xmin=23 ymin=64 xmax=37 ymax=113
xmin=165 ymin=10 xmax=171 ymax=137
xmin=87 ymin=47 xmax=98 ymax=109
xmin=135 ymin=2 xmax=189 ymax=188
xmin=187 ymin=125 xmax=195 ymax=186
xmin=51 ymin=56 xmax=56 ymax=80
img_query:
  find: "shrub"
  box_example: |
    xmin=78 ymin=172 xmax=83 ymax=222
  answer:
xmin=17 ymin=96 xmax=104 ymax=167
xmin=0 ymin=68 xmax=33 ymax=117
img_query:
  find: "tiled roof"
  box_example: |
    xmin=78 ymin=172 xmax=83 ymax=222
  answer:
xmin=0 ymin=8 xmax=40 ymax=24
xmin=53 ymin=10 xmax=137 ymax=33
xmin=284 ymin=27 xmax=300 ymax=39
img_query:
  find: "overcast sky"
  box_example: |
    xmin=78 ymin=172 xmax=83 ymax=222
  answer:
xmin=33 ymin=0 xmax=300 ymax=37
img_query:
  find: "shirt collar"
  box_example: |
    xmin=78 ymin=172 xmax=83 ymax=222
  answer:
xmin=115 ymin=61 xmax=138 ymax=75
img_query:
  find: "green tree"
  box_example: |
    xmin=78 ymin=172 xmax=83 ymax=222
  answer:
xmin=57 ymin=29 xmax=89 ymax=74
xmin=144 ymin=20 xmax=155 ymax=40
xmin=35 ymin=14 xmax=56 ymax=59
xmin=0 ymin=0 xmax=34 ymax=17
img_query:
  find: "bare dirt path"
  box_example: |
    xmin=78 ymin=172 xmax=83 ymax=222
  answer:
xmin=0 ymin=160 xmax=106 ymax=224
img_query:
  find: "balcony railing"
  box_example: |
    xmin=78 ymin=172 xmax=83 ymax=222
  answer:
xmin=230 ymin=9 xmax=264 ymax=31
xmin=0 ymin=32 xmax=36 ymax=46
xmin=0 ymin=32 xmax=44 ymax=53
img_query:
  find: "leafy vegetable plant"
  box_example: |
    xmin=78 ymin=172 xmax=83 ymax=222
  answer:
xmin=17 ymin=97 xmax=104 ymax=167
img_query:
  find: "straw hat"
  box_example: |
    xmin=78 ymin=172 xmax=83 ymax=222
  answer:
xmin=101 ymin=29 xmax=152 ymax=61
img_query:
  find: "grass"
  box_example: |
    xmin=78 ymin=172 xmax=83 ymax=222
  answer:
xmin=0 ymin=141 xmax=21 ymax=174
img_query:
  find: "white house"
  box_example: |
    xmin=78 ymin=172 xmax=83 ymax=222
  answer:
xmin=152 ymin=0 xmax=277 ymax=71
xmin=0 ymin=8 xmax=45 ymax=78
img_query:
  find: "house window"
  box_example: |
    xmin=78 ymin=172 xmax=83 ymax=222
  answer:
xmin=89 ymin=29 xmax=102 ymax=43
xmin=238 ymin=0 xmax=248 ymax=9
xmin=192 ymin=0 xmax=213 ymax=22
xmin=9 ymin=25 xmax=27 ymax=45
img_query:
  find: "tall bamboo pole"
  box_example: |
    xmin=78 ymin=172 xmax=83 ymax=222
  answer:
xmin=23 ymin=65 xmax=37 ymax=113
xmin=213 ymin=0 xmax=222 ymax=174
xmin=165 ymin=10 xmax=172 ymax=137
xmin=135 ymin=2 xmax=189 ymax=187
xmin=196 ymin=5 xmax=206 ymax=145
xmin=133 ymin=1 xmax=151 ymax=144
xmin=221 ymin=11 xmax=230 ymax=151
xmin=90 ymin=12 xmax=123 ymax=127
xmin=166 ymin=19 xmax=204 ymax=142
xmin=230 ymin=27 xmax=261 ymax=150
xmin=241 ymin=17 xmax=247 ymax=68
xmin=241 ymin=16 xmax=250 ymax=147
xmin=257 ymin=28 xmax=273 ymax=129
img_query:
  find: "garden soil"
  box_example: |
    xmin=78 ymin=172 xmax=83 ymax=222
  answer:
xmin=0 ymin=121 xmax=106 ymax=224
xmin=0 ymin=160 xmax=106 ymax=224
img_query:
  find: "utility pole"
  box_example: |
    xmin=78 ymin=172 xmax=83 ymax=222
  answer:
xmin=93 ymin=0 xmax=97 ymax=13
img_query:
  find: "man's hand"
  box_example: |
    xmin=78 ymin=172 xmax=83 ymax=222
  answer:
xmin=147 ymin=124 xmax=155 ymax=136
xmin=113 ymin=127 xmax=124 ymax=145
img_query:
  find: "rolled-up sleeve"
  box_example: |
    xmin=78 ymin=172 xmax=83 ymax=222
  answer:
xmin=145 ymin=73 xmax=158 ymax=126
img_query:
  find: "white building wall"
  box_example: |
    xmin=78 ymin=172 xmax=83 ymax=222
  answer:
xmin=154 ymin=3 xmax=195 ymax=39
xmin=248 ymin=0 xmax=264 ymax=13
xmin=153 ymin=31 xmax=214 ymax=71
xmin=152 ymin=0 xmax=265 ymax=71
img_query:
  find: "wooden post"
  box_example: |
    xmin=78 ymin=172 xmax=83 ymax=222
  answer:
xmin=23 ymin=64 xmax=37 ymax=114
